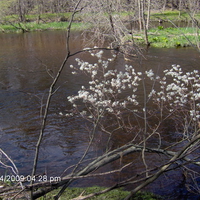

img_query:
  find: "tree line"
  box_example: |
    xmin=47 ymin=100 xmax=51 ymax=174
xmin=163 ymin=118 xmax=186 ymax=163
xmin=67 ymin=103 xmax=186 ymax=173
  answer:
xmin=0 ymin=0 xmax=200 ymax=22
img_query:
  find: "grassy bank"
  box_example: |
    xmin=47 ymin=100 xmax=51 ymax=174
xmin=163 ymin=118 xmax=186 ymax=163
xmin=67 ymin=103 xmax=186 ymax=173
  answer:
xmin=150 ymin=10 xmax=200 ymax=22
xmin=1 ymin=10 xmax=200 ymax=47
xmin=0 ymin=182 xmax=162 ymax=200
xmin=133 ymin=27 xmax=200 ymax=48
xmin=37 ymin=186 xmax=162 ymax=200
xmin=1 ymin=22 xmax=199 ymax=48
xmin=0 ymin=12 xmax=87 ymax=32
xmin=0 ymin=21 xmax=89 ymax=32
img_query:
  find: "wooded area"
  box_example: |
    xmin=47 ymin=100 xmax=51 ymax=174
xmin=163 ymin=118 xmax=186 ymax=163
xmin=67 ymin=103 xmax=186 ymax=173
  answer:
xmin=0 ymin=0 xmax=200 ymax=22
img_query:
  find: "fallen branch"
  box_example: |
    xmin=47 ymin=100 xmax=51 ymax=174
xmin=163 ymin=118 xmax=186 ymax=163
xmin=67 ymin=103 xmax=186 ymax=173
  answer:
xmin=124 ymin=133 xmax=200 ymax=200
xmin=29 ymin=144 xmax=177 ymax=198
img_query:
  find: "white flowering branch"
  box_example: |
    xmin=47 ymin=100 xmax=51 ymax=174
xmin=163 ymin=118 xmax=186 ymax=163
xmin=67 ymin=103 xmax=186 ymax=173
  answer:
xmin=64 ymin=49 xmax=200 ymax=199
xmin=68 ymin=49 xmax=200 ymax=139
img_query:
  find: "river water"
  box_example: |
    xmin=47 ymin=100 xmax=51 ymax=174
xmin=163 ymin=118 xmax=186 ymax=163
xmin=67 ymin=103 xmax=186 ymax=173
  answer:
xmin=0 ymin=31 xmax=200 ymax=199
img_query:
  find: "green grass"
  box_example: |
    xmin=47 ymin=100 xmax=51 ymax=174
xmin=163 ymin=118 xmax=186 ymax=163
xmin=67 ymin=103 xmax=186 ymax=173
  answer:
xmin=26 ymin=21 xmax=88 ymax=31
xmin=148 ymin=27 xmax=199 ymax=47
xmin=0 ymin=11 xmax=90 ymax=32
xmin=26 ymin=12 xmax=83 ymax=22
xmin=132 ymin=27 xmax=200 ymax=48
xmin=150 ymin=10 xmax=194 ymax=21
xmin=37 ymin=187 xmax=162 ymax=200
xmin=1 ymin=12 xmax=81 ymax=23
xmin=0 ymin=21 xmax=90 ymax=32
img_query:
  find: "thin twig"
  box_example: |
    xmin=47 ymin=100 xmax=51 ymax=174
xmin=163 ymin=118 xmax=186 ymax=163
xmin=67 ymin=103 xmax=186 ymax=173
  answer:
xmin=31 ymin=0 xmax=82 ymax=190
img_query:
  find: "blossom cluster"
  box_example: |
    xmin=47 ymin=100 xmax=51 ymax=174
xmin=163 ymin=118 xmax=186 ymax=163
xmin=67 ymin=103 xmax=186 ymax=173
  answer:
xmin=66 ymin=48 xmax=200 ymax=133
xmin=148 ymin=64 xmax=200 ymax=121
xmin=67 ymin=48 xmax=142 ymax=119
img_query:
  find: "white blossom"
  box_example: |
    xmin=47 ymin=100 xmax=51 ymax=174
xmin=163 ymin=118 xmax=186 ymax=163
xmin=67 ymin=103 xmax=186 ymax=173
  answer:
xmin=145 ymin=69 xmax=154 ymax=79
xmin=67 ymin=52 xmax=200 ymax=138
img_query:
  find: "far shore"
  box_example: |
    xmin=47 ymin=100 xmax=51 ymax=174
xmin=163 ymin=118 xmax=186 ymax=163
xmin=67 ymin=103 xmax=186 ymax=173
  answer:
xmin=1 ymin=11 xmax=200 ymax=48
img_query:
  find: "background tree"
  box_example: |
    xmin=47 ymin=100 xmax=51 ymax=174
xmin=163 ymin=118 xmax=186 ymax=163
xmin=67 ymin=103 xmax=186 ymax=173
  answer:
xmin=0 ymin=0 xmax=16 ymax=20
xmin=17 ymin=0 xmax=26 ymax=22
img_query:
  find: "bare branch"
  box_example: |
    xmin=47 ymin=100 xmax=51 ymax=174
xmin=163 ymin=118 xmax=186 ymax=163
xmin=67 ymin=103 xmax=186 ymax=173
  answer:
xmin=31 ymin=0 xmax=83 ymax=192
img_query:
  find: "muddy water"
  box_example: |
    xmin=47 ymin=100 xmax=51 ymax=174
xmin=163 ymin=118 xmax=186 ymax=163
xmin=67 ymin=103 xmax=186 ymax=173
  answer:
xmin=0 ymin=31 xmax=200 ymax=199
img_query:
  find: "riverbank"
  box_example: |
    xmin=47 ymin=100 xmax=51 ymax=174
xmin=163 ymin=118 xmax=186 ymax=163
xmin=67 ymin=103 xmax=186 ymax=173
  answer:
xmin=0 ymin=23 xmax=199 ymax=48
xmin=37 ymin=186 xmax=162 ymax=200
xmin=134 ymin=27 xmax=200 ymax=48
xmin=0 ymin=11 xmax=200 ymax=48
xmin=0 ymin=12 xmax=88 ymax=32
xmin=0 ymin=183 xmax=161 ymax=199
xmin=0 ymin=21 xmax=89 ymax=32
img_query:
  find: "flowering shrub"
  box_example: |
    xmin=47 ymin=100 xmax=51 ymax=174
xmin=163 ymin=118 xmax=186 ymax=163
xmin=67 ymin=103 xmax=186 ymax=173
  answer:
xmin=68 ymin=49 xmax=142 ymax=122
xmin=67 ymin=48 xmax=200 ymax=140
xmin=153 ymin=65 xmax=200 ymax=119
xmin=148 ymin=65 xmax=200 ymax=138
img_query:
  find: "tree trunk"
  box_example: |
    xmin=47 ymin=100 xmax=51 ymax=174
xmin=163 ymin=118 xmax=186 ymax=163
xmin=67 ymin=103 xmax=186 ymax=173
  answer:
xmin=109 ymin=14 xmax=115 ymax=34
xmin=18 ymin=0 xmax=26 ymax=22
xmin=146 ymin=0 xmax=151 ymax=30
xmin=138 ymin=0 xmax=142 ymax=31
xmin=141 ymin=0 xmax=149 ymax=46
xmin=36 ymin=0 xmax=41 ymax=24
xmin=163 ymin=0 xmax=167 ymax=11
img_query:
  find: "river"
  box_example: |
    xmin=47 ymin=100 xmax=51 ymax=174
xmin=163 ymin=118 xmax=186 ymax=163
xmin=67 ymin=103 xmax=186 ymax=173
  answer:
xmin=0 ymin=31 xmax=200 ymax=199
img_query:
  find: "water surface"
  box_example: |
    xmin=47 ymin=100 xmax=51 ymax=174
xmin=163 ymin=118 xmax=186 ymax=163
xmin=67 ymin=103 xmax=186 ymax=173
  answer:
xmin=0 ymin=31 xmax=200 ymax=199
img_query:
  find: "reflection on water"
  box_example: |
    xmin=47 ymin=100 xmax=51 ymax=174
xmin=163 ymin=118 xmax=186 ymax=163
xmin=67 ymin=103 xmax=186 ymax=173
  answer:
xmin=0 ymin=31 xmax=200 ymax=199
